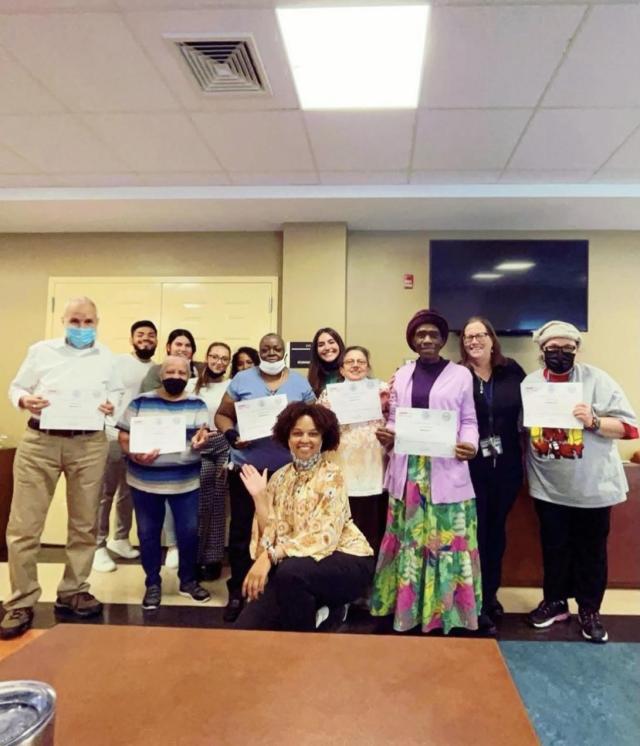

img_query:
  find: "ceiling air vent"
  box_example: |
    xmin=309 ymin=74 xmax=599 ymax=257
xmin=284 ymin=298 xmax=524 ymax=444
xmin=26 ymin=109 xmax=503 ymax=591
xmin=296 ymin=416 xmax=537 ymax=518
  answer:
xmin=170 ymin=35 xmax=270 ymax=95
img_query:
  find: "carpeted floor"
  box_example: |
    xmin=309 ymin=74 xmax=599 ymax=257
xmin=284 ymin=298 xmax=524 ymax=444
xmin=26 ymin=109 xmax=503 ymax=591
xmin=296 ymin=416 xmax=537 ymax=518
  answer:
xmin=499 ymin=641 xmax=640 ymax=746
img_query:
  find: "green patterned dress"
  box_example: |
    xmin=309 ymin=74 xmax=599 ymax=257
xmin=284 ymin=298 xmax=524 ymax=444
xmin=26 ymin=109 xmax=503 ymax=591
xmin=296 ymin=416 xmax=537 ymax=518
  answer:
xmin=371 ymin=456 xmax=482 ymax=633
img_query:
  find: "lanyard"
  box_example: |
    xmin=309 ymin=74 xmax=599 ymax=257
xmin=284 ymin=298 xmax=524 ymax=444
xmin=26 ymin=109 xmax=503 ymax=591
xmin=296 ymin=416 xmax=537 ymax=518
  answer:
xmin=478 ymin=375 xmax=495 ymax=436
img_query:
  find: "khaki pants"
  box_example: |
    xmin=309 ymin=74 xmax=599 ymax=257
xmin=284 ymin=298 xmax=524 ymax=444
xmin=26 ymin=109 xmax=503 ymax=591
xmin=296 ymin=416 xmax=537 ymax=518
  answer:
xmin=4 ymin=428 xmax=108 ymax=610
xmin=96 ymin=439 xmax=133 ymax=547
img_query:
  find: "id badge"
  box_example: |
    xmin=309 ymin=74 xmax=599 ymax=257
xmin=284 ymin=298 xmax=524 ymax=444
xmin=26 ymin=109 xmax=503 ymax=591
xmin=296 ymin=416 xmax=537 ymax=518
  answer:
xmin=480 ymin=436 xmax=503 ymax=458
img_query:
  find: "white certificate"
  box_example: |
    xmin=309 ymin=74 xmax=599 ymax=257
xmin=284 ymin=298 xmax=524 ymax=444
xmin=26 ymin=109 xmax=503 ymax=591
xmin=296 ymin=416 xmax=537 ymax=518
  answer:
xmin=235 ymin=394 xmax=288 ymax=441
xmin=394 ymin=407 xmax=458 ymax=458
xmin=326 ymin=379 xmax=383 ymax=425
xmin=39 ymin=387 xmax=106 ymax=431
xmin=521 ymin=381 xmax=584 ymax=429
xmin=129 ymin=415 xmax=187 ymax=454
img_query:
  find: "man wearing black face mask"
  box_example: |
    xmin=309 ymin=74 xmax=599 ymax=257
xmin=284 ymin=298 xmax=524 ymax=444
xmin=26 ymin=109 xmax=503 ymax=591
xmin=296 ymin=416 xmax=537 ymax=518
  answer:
xmin=117 ymin=356 xmax=212 ymax=609
xmin=524 ymin=321 xmax=638 ymax=644
xmin=93 ymin=320 xmax=158 ymax=573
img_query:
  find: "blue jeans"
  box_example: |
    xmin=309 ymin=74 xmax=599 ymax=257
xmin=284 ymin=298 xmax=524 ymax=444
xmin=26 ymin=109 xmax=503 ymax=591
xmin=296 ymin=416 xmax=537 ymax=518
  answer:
xmin=131 ymin=487 xmax=199 ymax=587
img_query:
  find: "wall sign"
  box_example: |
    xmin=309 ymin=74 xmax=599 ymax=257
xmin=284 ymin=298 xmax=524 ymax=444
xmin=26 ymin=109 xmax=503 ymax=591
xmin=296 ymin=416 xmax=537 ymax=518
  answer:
xmin=288 ymin=341 xmax=313 ymax=369
xmin=403 ymin=273 xmax=414 ymax=289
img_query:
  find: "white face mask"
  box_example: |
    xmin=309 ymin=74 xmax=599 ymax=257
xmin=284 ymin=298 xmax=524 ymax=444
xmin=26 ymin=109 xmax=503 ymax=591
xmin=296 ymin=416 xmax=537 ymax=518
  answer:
xmin=259 ymin=358 xmax=286 ymax=375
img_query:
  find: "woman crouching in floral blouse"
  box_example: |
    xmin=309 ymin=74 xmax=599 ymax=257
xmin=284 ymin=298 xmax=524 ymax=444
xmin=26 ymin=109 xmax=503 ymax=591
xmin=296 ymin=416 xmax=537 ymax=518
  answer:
xmin=234 ymin=401 xmax=374 ymax=631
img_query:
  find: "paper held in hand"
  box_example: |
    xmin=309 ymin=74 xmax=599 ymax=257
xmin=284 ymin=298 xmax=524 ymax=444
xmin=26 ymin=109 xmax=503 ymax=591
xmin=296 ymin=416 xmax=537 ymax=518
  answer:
xmin=394 ymin=407 xmax=458 ymax=458
xmin=521 ymin=381 xmax=584 ymax=429
xmin=235 ymin=394 xmax=288 ymax=441
xmin=326 ymin=379 xmax=383 ymax=425
xmin=129 ymin=415 xmax=187 ymax=454
xmin=39 ymin=387 xmax=106 ymax=431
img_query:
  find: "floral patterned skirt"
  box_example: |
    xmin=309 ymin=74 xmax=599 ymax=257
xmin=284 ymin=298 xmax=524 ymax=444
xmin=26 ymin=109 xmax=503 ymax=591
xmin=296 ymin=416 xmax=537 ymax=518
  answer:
xmin=370 ymin=456 xmax=482 ymax=634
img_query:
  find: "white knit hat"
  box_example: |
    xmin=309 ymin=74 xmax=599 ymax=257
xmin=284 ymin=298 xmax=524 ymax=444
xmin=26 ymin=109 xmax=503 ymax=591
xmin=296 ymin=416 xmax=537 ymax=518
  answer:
xmin=532 ymin=320 xmax=582 ymax=348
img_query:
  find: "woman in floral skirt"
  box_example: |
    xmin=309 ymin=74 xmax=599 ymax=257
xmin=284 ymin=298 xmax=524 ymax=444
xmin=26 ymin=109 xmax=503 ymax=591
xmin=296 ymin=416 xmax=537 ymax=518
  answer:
xmin=372 ymin=309 xmax=482 ymax=634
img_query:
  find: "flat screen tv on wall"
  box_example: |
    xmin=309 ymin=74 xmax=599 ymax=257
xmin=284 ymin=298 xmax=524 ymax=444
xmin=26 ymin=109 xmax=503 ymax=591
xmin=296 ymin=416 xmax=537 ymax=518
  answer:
xmin=429 ymin=239 xmax=589 ymax=335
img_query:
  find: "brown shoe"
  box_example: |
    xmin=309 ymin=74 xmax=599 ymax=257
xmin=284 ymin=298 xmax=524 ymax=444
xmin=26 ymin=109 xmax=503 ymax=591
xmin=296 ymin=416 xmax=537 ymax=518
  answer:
xmin=0 ymin=608 xmax=34 ymax=640
xmin=54 ymin=592 xmax=103 ymax=618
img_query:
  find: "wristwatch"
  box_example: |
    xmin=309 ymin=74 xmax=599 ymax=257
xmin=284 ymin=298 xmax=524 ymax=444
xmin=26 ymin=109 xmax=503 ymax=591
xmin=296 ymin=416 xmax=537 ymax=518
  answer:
xmin=586 ymin=412 xmax=601 ymax=432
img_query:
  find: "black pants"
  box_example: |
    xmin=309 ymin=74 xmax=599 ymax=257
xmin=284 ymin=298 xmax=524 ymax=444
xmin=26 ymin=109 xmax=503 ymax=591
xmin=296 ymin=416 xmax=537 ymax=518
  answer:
xmin=235 ymin=553 xmax=375 ymax=632
xmin=535 ymin=499 xmax=611 ymax=612
xmin=473 ymin=470 xmax=521 ymax=606
xmin=227 ymin=470 xmax=273 ymax=595
xmin=348 ymin=492 xmax=389 ymax=558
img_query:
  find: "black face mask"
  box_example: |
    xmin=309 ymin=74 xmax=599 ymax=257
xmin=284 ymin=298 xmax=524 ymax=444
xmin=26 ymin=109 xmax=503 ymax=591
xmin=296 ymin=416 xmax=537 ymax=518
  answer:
xmin=544 ymin=350 xmax=576 ymax=374
xmin=135 ymin=346 xmax=156 ymax=361
xmin=162 ymin=377 xmax=187 ymax=396
xmin=205 ymin=367 xmax=225 ymax=381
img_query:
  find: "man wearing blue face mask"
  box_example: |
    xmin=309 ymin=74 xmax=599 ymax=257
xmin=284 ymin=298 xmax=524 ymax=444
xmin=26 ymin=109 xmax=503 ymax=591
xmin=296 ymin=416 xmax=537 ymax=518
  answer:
xmin=1 ymin=297 xmax=123 ymax=640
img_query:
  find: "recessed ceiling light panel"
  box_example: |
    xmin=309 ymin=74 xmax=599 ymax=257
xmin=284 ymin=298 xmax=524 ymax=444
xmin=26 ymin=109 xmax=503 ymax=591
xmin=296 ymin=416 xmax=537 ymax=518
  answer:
xmin=472 ymin=273 xmax=503 ymax=281
xmin=276 ymin=5 xmax=430 ymax=110
xmin=495 ymin=261 xmax=536 ymax=271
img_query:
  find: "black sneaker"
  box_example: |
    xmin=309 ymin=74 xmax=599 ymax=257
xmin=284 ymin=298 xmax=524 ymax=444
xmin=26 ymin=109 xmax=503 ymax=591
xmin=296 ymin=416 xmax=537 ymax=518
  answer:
xmin=478 ymin=612 xmax=497 ymax=636
xmin=142 ymin=584 xmax=162 ymax=610
xmin=484 ymin=597 xmax=505 ymax=621
xmin=527 ymin=599 xmax=571 ymax=628
xmin=223 ymin=594 xmax=244 ymax=623
xmin=579 ymin=609 xmax=608 ymax=644
xmin=0 ymin=607 xmax=34 ymax=640
xmin=179 ymin=581 xmax=211 ymax=603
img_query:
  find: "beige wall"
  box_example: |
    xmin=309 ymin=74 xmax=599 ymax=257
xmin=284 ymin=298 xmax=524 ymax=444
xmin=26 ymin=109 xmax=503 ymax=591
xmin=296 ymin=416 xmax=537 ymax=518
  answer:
xmin=282 ymin=223 xmax=347 ymax=343
xmin=0 ymin=232 xmax=281 ymax=442
xmin=346 ymin=230 xmax=640 ymax=459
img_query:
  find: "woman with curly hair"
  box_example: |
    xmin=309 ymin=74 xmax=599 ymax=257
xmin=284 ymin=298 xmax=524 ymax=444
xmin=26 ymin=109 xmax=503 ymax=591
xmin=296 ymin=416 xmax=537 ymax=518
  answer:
xmin=234 ymin=401 xmax=374 ymax=631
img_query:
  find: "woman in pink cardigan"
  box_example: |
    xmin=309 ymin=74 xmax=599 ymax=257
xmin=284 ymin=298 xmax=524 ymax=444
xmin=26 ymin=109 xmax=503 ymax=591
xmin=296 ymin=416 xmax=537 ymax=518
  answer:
xmin=371 ymin=309 xmax=482 ymax=633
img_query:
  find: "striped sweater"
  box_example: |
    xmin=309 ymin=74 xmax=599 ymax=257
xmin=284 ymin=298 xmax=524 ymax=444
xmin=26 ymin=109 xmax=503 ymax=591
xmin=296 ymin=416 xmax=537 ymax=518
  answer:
xmin=118 ymin=392 xmax=210 ymax=495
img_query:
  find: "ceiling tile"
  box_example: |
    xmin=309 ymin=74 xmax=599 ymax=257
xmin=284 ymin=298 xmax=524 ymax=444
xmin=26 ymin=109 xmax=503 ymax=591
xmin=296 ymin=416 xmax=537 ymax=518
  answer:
xmin=0 ymin=174 xmax=56 ymax=186
xmin=544 ymin=5 xmax=640 ymax=107
xmin=229 ymin=172 xmax=318 ymax=186
xmin=191 ymin=111 xmax=313 ymax=171
xmin=0 ymin=1 xmax=116 ymax=9
xmin=0 ymin=114 xmax=128 ymax=172
xmin=0 ymin=142 xmax=38 ymax=172
xmin=0 ymin=13 xmax=178 ymax=112
xmin=508 ymin=109 xmax=640 ymax=171
xmin=598 ymin=124 xmax=640 ymax=170
xmin=82 ymin=113 xmax=222 ymax=171
xmin=52 ymin=173 xmax=142 ymax=186
xmin=319 ymin=172 xmax=408 ymax=186
xmin=420 ymin=5 xmax=584 ymax=107
xmin=305 ymin=111 xmax=415 ymax=171
xmin=591 ymin=169 xmax=640 ymax=184
xmin=123 ymin=8 xmax=300 ymax=111
xmin=410 ymin=171 xmax=500 ymax=185
xmin=0 ymin=47 xmax=65 ymax=114
xmin=140 ymin=172 xmax=231 ymax=186
xmin=499 ymin=170 xmax=592 ymax=184
xmin=412 ymin=109 xmax=530 ymax=170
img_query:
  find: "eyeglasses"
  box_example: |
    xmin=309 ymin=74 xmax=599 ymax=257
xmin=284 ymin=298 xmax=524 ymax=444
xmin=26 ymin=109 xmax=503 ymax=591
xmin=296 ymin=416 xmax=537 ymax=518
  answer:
xmin=207 ymin=354 xmax=230 ymax=363
xmin=463 ymin=332 xmax=490 ymax=343
xmin=544 ymin=345 xmax=577 ymax=354
xmin=343 ymin=358 xmax=368 ymax=367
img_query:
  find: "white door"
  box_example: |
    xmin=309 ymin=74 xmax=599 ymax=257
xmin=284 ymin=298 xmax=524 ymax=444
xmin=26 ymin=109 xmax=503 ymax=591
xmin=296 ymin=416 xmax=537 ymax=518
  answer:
xmin=42 ymin=275 xmax=277 ymax=545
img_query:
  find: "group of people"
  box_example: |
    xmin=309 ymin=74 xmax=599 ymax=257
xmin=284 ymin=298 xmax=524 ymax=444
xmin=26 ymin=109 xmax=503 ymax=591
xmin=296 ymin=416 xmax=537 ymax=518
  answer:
xmin=1 ymin=298 xmax=637 ymax=648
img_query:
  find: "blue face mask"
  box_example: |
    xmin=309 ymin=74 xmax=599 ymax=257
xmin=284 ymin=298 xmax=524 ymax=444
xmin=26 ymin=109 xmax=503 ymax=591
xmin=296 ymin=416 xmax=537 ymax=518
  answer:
xmin=66 ymin=326 xmax=96 ymax=349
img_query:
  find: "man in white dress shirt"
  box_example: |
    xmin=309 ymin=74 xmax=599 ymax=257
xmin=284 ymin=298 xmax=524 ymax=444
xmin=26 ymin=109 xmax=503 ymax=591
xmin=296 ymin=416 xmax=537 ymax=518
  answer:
xmin=1 ymin=297 xmax=123 ymax=640
xmin=93 ymin=320 xmax=158 ymax=573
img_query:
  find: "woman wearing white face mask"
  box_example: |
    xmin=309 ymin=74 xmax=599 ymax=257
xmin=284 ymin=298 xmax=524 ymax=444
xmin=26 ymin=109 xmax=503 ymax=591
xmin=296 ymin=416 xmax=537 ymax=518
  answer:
xmin=214 ymin=333 xmax=315 ymax=622
xmin=318 ymin=346 xmax=390 ymax=556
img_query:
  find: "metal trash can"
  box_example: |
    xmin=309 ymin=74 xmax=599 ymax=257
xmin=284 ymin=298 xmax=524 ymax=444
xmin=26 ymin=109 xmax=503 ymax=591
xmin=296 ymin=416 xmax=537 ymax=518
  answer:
xmin=0 ymin=681 xmax=55 ymax=745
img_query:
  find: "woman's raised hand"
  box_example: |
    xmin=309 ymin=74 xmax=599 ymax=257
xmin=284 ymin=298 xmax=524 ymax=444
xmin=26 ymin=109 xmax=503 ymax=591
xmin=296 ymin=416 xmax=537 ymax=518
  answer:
xmin=240 ymin=464 xmax=268 ymax=501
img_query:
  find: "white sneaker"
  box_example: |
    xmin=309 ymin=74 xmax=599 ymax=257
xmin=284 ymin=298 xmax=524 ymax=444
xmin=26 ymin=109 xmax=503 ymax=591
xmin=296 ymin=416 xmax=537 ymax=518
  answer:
xmin=315 ymin=606 xmax=330 ymax=628
xmin=92 ymin=547 xmax=116 ymax=573
xmin=165 ymin=546 xmax=179 ymax=569
xmin=107 ymin=538 xmax=140 ymax=560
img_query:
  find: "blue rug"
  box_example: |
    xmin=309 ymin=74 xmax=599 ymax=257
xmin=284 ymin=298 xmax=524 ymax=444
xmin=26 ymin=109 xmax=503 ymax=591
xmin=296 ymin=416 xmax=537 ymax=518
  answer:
xmin=499 ymin=641 xmax=640 ymax=746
